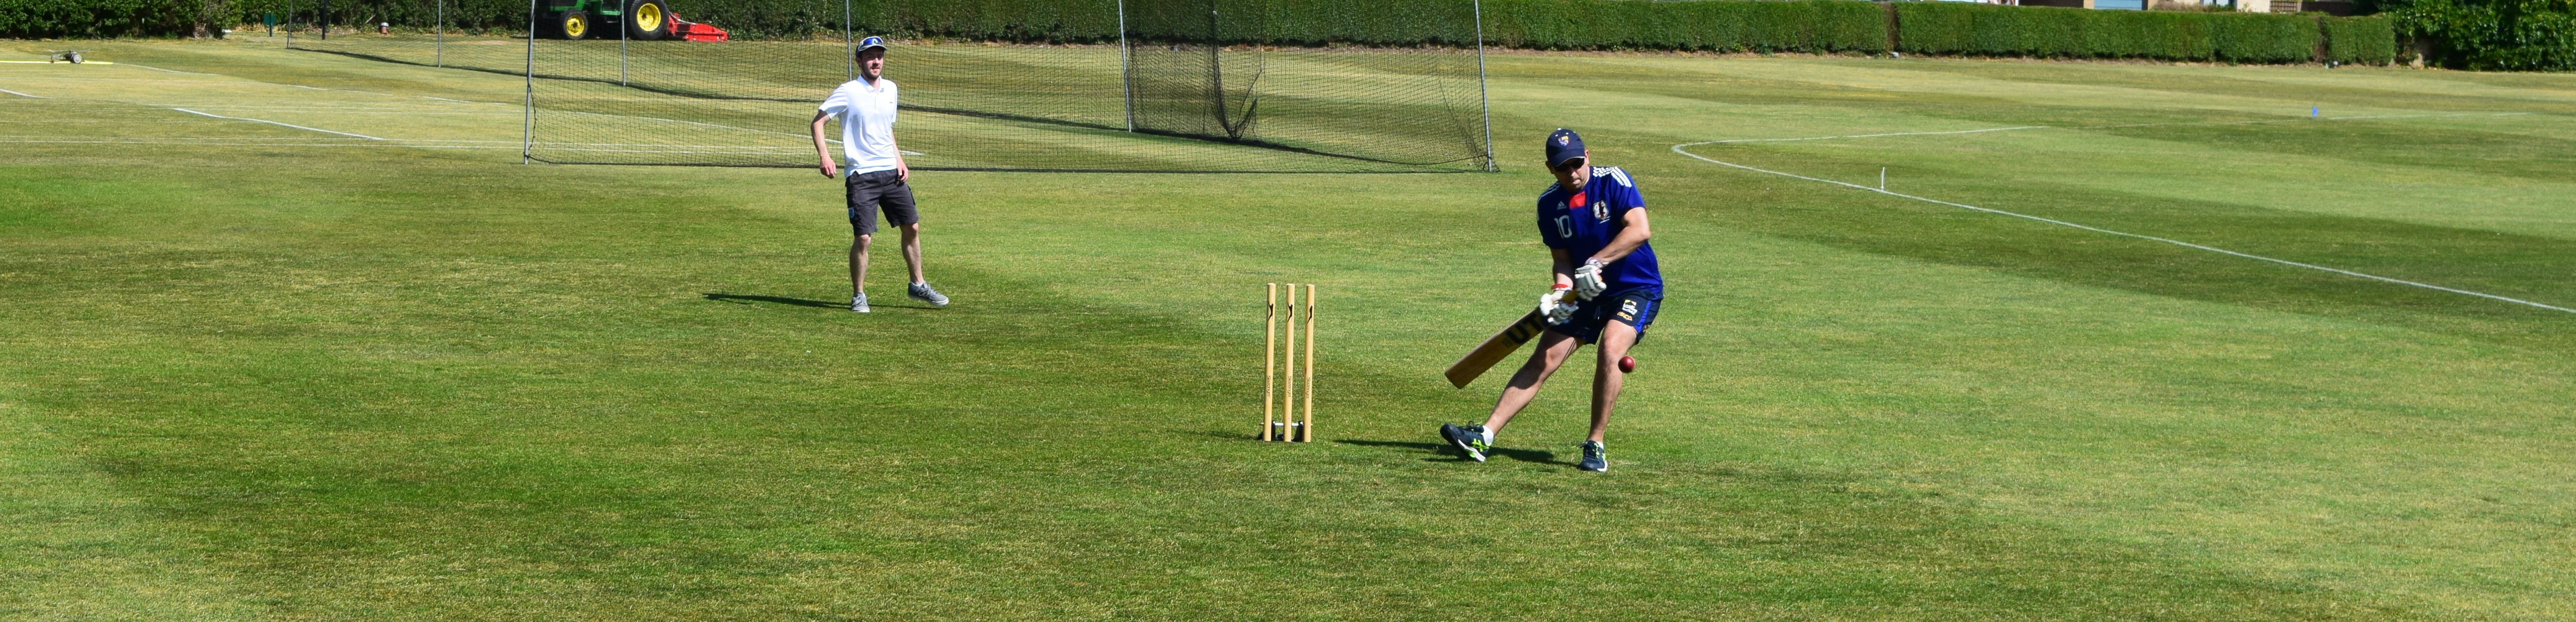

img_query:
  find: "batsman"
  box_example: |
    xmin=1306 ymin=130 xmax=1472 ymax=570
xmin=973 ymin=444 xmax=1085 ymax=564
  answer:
xmin=1441 ymin=128 xmax=1662 ymax=473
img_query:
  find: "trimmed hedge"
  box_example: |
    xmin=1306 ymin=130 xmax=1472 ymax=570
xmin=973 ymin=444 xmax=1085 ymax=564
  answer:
xmin=625 ymin=0 xmax=1888 ymax=49
xmin=1894 ymin=1 xmax=2346 ymax=63
xmin=1 ymin=0 xmax=2394 ymax=68
xmin=1481 ymin=0 xmax=1886 ymax=53
xmin=2322 ymin=13 xmax=2393 ymax=64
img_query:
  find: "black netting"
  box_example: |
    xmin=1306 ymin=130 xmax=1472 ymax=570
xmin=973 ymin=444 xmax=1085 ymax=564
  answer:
xmin=286 ymin=0 xmax=1493 ymax=172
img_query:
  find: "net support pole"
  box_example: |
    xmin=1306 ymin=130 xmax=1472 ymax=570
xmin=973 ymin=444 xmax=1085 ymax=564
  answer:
xmin=523 ymin=0 xmax=536 ymax=164
xmin=619 ymin=0 xmax=628 ymax=86
xmin=1119 ymin=0 xmax=1134 ymax=132
xmin=435 ymin=0 xmax=444 ymax=66
xmin=849 ymin=0 xmax=857 ymax=79
xmin=1474 ymin=0 xmax=1494 ymax=172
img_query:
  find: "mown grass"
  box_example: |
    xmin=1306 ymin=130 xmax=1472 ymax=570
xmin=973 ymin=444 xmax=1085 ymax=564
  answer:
xmin=2 ymin=39 xmax=2572 ymax=620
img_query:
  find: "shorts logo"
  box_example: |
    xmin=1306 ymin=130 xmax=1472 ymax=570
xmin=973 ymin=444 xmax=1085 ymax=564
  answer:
xmin=1618 ymin=299 xmax=1638 ymax=321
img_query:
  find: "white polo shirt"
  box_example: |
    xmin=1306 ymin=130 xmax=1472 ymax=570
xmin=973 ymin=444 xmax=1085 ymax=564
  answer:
xmin=817 ymin=77 xmax=900 ymax=174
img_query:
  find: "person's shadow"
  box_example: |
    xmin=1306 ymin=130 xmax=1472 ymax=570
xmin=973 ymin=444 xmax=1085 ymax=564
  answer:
xmin=702 ymin=293 xmax=843 ymax=309
xmin=1336 ymin=439 xmax=1567 ymax=466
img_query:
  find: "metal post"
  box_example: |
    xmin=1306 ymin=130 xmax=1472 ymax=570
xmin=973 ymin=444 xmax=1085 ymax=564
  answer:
xmin=319 ymin=0 xmax=328 ymax=39
xmin=1473 ymin=0 xmax=1493 ymax=172
xmin=844 ymin=0 xmax=855 ymax=80
xmin=285 ymin=0 xmax=295 ymax=44
xmin=523 ymin=0 xmax=537 ymax=164
xmin=1205 ymin=0 xmax=1226 ymax=137
xmin=1119 ymin=0 xmax=1133 ymax=132
xmin=435 ymin=0 xmax=445 ymax=66
xmin=619 ymin=0 xmax=628 ymax=86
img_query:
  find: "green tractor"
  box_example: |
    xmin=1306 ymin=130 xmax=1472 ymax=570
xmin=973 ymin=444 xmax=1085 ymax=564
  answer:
xmin=538 ymin=0 xmax=673 ymax=40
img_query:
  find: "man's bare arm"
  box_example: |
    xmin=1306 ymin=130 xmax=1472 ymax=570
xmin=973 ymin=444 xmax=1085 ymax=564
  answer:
xmin=891 ymin=138 xmax=909 ymax=181
xmin=809 ymin=110 xmax=838 ymax=178
xmin=1589 ymin=208 xmax=1652 ymax=264
xmin=1551 ymin=248 xmax=1577 ymax=289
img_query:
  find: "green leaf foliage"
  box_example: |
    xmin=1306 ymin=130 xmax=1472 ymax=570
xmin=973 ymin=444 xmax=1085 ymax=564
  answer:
xmin=0 ymin=0 xmax=197 ymax=37
xmin=2379 ymin=0 xmax=2576 ymax=70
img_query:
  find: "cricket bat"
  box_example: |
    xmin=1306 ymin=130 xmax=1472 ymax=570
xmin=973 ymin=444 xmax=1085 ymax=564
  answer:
xmin=1444 ymin=308 xmax=1549 ymax=389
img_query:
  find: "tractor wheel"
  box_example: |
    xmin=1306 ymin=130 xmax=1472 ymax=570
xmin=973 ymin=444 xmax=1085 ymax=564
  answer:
xmin=558 ymin=10 xmax=592 ymax=39
xmin=627 ymin=0 xmax=671 ymax=40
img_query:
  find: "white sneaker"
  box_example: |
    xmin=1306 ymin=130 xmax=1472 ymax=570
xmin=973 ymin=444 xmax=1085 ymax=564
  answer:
xmin=851 ymin=293 xmax=869 ymax=313
xmin=908 ymin=282 xmax=949 ymax=307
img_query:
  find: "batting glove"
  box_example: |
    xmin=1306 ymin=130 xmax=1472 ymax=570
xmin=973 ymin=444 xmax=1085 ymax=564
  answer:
xmin=1572 ymin=258 xmax=1608 ymax=300
xmin=1540 ymin=284 xmax=1578 ymax=325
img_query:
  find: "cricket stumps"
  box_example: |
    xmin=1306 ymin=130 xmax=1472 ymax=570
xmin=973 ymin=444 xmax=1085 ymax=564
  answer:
xmin=1263 ymin=283 xmax=1316 ymax=442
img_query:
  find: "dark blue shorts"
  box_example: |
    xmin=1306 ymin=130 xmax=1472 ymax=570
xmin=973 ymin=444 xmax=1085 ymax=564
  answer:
xmin=1548 ymin=288 xmax=1661 ymax=344
xmin=845 ymin=169 xmax=917 ymax=236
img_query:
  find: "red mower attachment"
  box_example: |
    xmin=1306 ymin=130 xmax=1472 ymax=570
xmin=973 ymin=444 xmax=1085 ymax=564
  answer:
xmin=668 ymin=13 xmax=727 ymax=41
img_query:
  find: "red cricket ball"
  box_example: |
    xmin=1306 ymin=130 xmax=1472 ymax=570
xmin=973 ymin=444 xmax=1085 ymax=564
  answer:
xmin=1618 ymin=355 xmax=1636 ymax=373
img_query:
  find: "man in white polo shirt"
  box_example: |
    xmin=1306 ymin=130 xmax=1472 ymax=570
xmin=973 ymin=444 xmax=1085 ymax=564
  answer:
xmin=810 ymin=36 xmax=948 ymax=313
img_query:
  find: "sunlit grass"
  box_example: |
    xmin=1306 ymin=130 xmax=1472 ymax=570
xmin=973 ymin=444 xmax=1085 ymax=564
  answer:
xmin=2 ymin=38 xmax=2571 ymax=621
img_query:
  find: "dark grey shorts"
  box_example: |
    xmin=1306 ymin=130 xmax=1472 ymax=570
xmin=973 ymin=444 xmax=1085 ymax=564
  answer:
xmin=845 ymin=169 xmax=917 ymax=236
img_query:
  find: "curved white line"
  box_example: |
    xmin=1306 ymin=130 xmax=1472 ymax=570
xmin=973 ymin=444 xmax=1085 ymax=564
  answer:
xmin=1669 ymin=141 xmax=2576 ymax=315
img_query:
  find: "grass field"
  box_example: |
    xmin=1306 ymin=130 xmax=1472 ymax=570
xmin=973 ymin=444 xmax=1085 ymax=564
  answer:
xmin=4 ymin=37 xmax=2574 ymax=621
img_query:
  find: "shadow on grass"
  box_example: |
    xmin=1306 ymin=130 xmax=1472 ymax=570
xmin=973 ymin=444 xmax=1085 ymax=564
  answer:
xmin=705 ymin=292 xmax=947 ymax=311
xmin=1336 ymin=439 xmax=1567 ymax=466
xmin=703 ymin=293 xmax=845 ymax=309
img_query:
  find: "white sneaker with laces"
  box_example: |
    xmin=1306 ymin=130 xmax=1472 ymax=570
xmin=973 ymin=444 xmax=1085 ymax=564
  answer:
xmin=908 ymin=282 xmax=949 ymax=307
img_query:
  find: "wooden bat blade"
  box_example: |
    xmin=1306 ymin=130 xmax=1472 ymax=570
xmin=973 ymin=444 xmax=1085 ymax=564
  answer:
xmin=1444 ymin=309 xmax=1549 ymax=389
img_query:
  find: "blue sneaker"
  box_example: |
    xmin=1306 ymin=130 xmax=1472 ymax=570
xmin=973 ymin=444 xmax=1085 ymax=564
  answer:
xmin=1440 ymin=423 xmax=1490 ymax=462
xmin=1578 ymin=440 xmax=1607 ymax=472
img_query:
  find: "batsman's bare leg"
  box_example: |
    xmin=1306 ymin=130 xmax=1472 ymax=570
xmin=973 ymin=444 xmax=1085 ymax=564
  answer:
xmin=850 ymin=233 xmax=872 ymax=295
xmin=1482 ymin=330 xmax=1583 ymax=435
xmin=897 ymin=222 xmax=926 ymax=284
xmin=1588 ymin=319 xmax=1639 ymax=443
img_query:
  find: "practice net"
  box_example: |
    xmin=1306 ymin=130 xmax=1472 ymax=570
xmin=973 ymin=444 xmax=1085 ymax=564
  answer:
xmin=283 ymin=0 xmax=1494 ymax=172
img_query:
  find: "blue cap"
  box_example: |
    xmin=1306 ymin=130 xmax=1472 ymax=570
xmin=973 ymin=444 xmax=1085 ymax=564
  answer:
xmin=1545 ymin=128 xmax=1586 ymax=169
xmin=857 ymin=36 xmax=887 ymax=54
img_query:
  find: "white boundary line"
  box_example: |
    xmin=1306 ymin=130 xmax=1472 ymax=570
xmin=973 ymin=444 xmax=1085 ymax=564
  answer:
xmin=1669 ymin=141 xmax=2576 ymax=315
xmin=117 ymin=64 xmax=217 ymax=75
xmin=1692 ymin=126 xmax=2048 ymax=145
xmin=169 ymin=108 xmax=383 ymax=140
xmin=0 ymin=138 xmax=822 ymax=155
xmin=1689 ymin=112 xmax=2534 ymax=147
xmin=0 ymin=135 xmax=809 ymax=148
xmin=0 ymin=139 xmax=512 ymax=149
xmin=0 ymin=88 xmax=41 ymax=98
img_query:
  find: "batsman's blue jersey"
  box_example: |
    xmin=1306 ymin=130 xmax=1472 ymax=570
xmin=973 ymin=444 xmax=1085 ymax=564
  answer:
xmin=1538 ymin=166 xmax=1662 ymax=296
